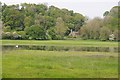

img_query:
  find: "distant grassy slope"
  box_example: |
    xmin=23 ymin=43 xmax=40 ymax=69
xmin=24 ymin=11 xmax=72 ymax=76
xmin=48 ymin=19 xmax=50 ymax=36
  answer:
xmin=1 ymin=40 xmax=118 ymax=47
xmin=2 ymin=50 xmax=118 ymax=78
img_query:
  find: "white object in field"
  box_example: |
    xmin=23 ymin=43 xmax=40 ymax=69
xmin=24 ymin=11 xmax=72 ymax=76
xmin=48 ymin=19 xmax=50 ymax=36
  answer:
xmin=109 ymin=34 xmax=115 ymax=41
xmin=16 ymin=45 xmax=19 ymax=48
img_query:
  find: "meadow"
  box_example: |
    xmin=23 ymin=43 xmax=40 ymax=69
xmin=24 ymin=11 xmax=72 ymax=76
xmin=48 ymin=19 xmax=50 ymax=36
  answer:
xmin=2 ymin=40 xmax=119 ymax=78
xmin=1 ymin=2 xmax=119 ymax=79
xmin=2 ymin=40 xmax=118 ymax=47
xmin=2 ymin=50 xmax=118 ymax=78
xmin=0 ymin=51 xmax=2 ymax=78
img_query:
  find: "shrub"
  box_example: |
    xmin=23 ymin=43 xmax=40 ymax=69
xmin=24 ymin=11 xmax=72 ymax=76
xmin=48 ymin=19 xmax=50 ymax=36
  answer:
xmin=17 ymin=31 xmax=27 ymax=40
xmin=99 ymin=27 xmax=111 ymax=41
xmin=113 ymin=30 xmax=120 ymax=41
xmin=2 ymin=32 xmax=12 ymax=39
xmin=12 ymin=31 xmax=20 ymax=40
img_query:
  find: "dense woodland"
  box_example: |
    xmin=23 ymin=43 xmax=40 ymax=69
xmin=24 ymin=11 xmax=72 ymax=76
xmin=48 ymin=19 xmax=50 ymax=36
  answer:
xmin=1 ymin=3 xmax=120 ymax=41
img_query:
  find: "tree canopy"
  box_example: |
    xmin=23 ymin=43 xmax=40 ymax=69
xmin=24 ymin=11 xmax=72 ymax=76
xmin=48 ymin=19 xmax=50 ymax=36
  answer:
xmin=1 ymin=3 xmax=119 ymax=41
xmin=2 ymin=3 xmax=85 ymax=40
xmin=80 ymin=6 xmax=119 ymax=41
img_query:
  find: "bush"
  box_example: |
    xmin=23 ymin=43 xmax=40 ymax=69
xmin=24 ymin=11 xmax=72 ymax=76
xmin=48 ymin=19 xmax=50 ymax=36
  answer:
xmin=47 ymin=28 xmax=58 ymax=40
xmin=99 ymin=27 xmax=111 ymax=41
xmin=12 ymin=31 xmax=20 ymax=39
xmin=80 ymin=26 xmax=90 ymax=40
xmin=113 ymin=30 xmax=120 ymax=41
xmin=25 ymin=25 xmax=47 ymax=40
xmin=3 ymin=26 xmax=11 ymax=32
xmin=17 ymin=31 xmax=27 ymax=40
xmin=2 ymin=32 xmax=12 ymax=39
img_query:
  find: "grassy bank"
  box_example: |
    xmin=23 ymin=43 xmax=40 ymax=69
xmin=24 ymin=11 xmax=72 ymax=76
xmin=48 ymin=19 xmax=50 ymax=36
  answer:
xmin=2 ymin=50 xmax=118 ymax=78
xmin=1 ymin=40 xmax=118 ymax=47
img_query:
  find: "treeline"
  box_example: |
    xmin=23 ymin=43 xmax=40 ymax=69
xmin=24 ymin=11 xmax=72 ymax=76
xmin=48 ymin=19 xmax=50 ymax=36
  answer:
xmin=80 ymin=6 xmax=120 ymax=41
xmin=1 ymin=3 xmax=120 ymax=41
xmin=1 ymin=3 xmax=85 ymax=40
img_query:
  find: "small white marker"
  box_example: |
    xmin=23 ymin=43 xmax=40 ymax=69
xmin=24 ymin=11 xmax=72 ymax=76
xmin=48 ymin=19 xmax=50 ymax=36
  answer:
xmin=16 ymin=45 xmax=19 ymax=48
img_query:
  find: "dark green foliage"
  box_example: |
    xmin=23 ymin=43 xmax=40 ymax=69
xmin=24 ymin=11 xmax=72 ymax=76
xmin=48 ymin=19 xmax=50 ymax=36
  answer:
xmin=25 ymin=25 xmax=47 ymax=40
xmin=103 ymin=11 xmax=109 ymax=17
xmin=2 ymin=3 xmax=85 ymax=40
xmin=2 ymin=3 xmax=119 ymax=41
xmin=47 ymin=28 xmax=57 ymax=40
xmin=2 ymin=5 xmax=24 ymax=31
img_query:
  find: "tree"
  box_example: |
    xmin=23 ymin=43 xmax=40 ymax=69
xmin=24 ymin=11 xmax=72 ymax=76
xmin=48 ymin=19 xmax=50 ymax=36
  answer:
xmin=73 ymin=13 xmax=85 ymax=31
xmin=47 ymin=28 xmax=57 ymax=40
xmin=36 ymin=3 xmax=48 ymax=15
xmin=55 ymin=17 xmax=68 ymax=39
xmin=103 ymin=11 xmax=109 ymax=17
xmin=80 ymin=17 xmax=103 ymax=39
xmin=0 ymin=2 xmax=2 ymax=20
xmin=24 ymin=16 xmax=34 ymax=28
xmin=25 ymin=25 xmax=46 ymax=40
xmin=113 ymin=30 xmax=120 ymax=41
xmin=2 ymin=3 xmax=86 ymax=40
xmin=2 ymin=5 xmax=24 ymax=31
xmin=80 ymin=25 xmax=89 ymax=40
xmin=99 ymin=27 xmax=111 ymax=41
xmin=103 ymin=6 xmax=119 ymax=32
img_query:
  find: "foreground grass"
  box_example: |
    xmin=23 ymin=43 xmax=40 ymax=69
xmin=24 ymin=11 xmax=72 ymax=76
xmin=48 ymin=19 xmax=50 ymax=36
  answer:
xmin=2 ymin=50 xmax=118 ymax=78
xmin=2 ymin=40 xmax=118 ymax=47
xmin=0 ymin=51 xmax=2 ymax=78
xmin=0 ymin=40 xmax=2 ymax=78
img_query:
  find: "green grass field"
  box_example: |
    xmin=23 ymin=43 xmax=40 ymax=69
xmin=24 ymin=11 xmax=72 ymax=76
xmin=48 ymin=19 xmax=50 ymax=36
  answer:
xmin=2 ymin=40 xmax=119 ymax=78
xmin=1 ymin=40 xmax=119 ymax=47
xmin=2 ymin=50 xmax=118 ymax=78
xmin=0 ymin=51 xmax=2 ymax=78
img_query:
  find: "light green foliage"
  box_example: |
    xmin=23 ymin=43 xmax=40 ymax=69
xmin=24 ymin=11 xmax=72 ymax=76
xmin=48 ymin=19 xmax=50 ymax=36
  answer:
xmin=80 ymin=6 xmax=119 ymax=41
xmin=2 ymin=32 xmax=12 ymax=39
xmin=113 ymin=30 xmax=120 ymax=41
xmin=24 ymin=16 xmax=34 ymax=28
xmin=99 ymin=27 xmax=111 ymax=41
xmin=3 ymin=26 xmax=11 ymax=32
xmin=80 ymin=25 xmax=89 ymax=40
xmin=17 ymin=31 xmax=27 ymax=39
xmin=103 ymin=6 xmax=119 ymax=31
xmin=80 ymin=17 xmax=102 ymax=39
xmin=55 ymin=17 xmax=68 ymax=39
